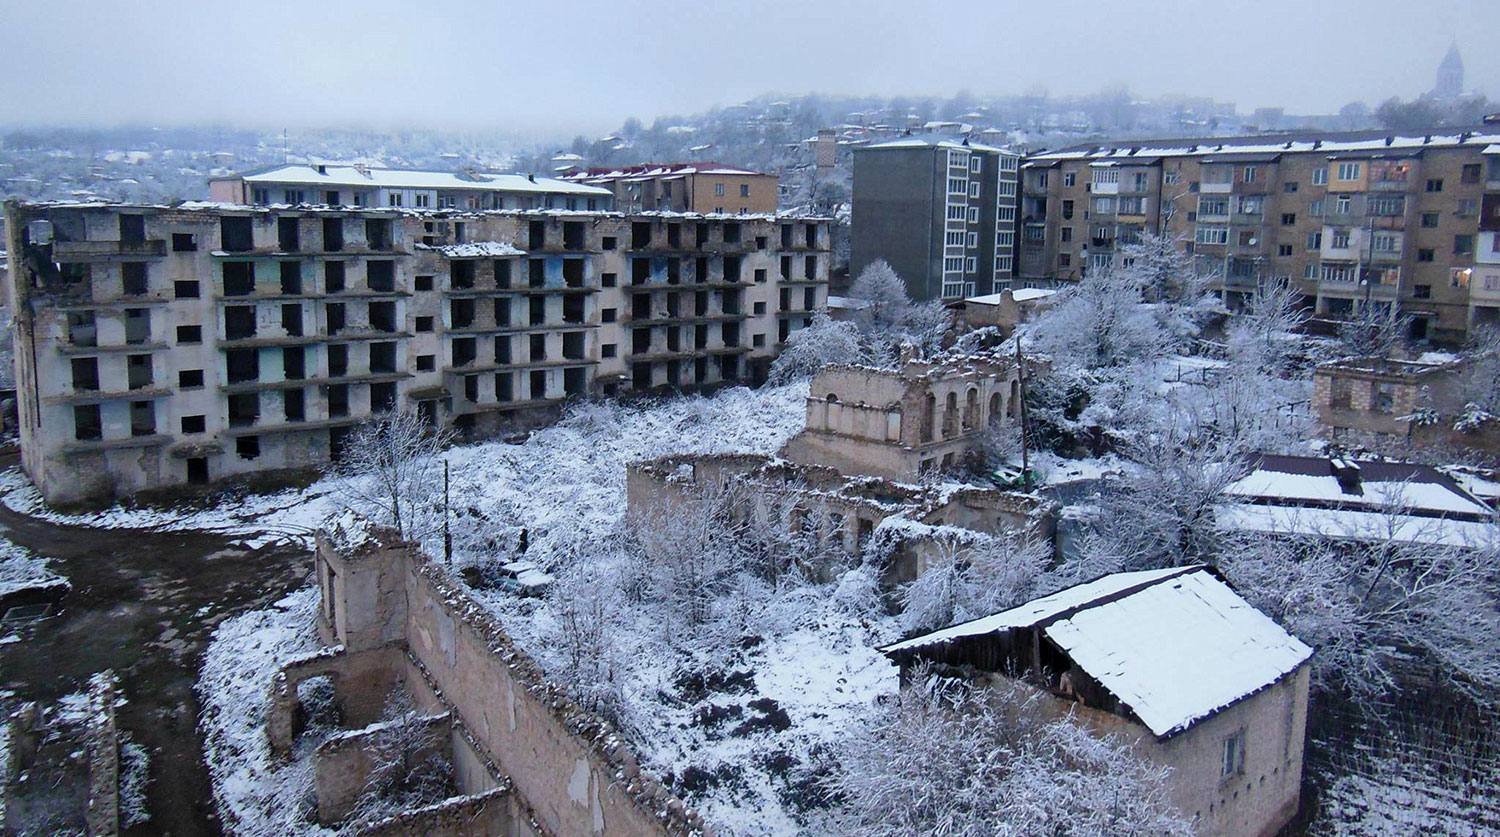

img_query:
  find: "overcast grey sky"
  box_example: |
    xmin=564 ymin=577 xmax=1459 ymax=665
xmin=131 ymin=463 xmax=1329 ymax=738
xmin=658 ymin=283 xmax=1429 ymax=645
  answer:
xmin=0 ymin=0 xmax=1491 ymax=134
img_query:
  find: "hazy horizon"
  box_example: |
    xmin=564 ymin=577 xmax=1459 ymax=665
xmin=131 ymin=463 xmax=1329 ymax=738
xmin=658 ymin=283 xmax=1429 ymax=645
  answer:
xmin=0 ymin=0 xmax=1492 ymax=135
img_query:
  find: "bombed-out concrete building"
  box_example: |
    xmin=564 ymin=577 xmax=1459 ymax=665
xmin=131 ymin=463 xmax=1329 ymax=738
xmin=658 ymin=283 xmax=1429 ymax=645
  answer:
xmin=779 ymin=352 xmax=1023 ymax=481
xmin=4 ymin=200 xmax=830 ymax=504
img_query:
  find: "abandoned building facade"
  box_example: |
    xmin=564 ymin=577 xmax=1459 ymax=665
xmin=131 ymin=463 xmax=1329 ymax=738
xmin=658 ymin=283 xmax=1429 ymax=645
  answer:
xmin=4 ymin=201 xmax=830 ymax=503
xmin=884 ymin=565 xmax=1314 ymax=837
xmin=1311 ymin=354 xmax=1500 ymax=453
xmin=266 ymin=523 xmax=707 ymax=836
xmin=208 ymin=163 xmax=615 ymax=212
xmin=778 ymin=354 xmax=1023 ymax=482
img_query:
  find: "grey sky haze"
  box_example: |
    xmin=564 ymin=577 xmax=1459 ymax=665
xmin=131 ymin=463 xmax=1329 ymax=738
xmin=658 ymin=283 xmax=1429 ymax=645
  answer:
xmin=0 ymin=0 xmax=1491 ymax=134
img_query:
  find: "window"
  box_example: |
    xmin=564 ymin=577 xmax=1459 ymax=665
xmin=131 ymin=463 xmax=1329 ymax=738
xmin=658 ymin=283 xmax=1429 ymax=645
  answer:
xmin=1335 ymin=195 xmax=1351 ymax=215
xmin=172 ymin=233 xmax=197 ymax=252
xmin=177 ymin=325 xmax=202 ymax=344
xmin=413 ymin=315 xmax=434 ymax=333
xmin=1092 ymin=168 xmax=1120 ymax=184
xmin=1093 ymin=196 xmax=1115 ymax=213
xmin=387 ymin=192 xmax=403 ymax=207
xmin=1418 ymin=248 xmax=1436 ymax=262
xmin=1425 ymin=178 xmax=1444 ymax=193
xmin=1303 ymin=263 xmax=1317 ymax=279
xmin=1238 ymin=196 xmax=1263 ymax=215
xmin=175 ymin=280 xmax=200 ymax=299
xmin=1309 ymin=199 xmax=1325 ymax=217
xmin=1197 ymin=197 xmax=1229 ymax=217
xmin=1306 ymin=231 xmax=1322 ymax=250
xmin=1281 ymin=213 xmax=1296 ymax=226
xmin=71 ymin=357 xmax=99 ymax=391
xmin=1372 ymin=233 xmax=1398 ymax=252
xmin=1421 ymin=212 xmax=1439 ymax=228
xmin=1059 ymin=254 xmax=1071 ymax=267
xmin=1457 ymin=199 xmax=1478 ymax=217
xmin=1312 ymin=167 xmax=1328 ymax=186
xmin=601 ymin=307 xmax=617 ymax=323
xmin=1332 ymin=230 xmax=1351 ymax=249
xmin=1063 ymin=172 xmax=1076 ymax=187
xmin=1336 ymin=162 xmax=1361 ymax=181
xmin=222 ymin=262 xmax=254 ymax=296
xmin=1243 ymin=165 xmax=1258 ymax=182
xmin=1283 ymin=181 xmax=1299 ymax=193
xmin=740 ymin=184 xmax=750 ymax=197
xmin=181 ymin=415 xmax=206 ymax=434
xmin=325 ymin=261 xmax=346 ymax=293
xmin=714 ymin=182 xmax=725 ymax=196
xmin=1278 ymin=244 xmax=1293 ymax=256
xmin=1238 ymin=230 xmax=1258 ymax=247
xmin=1369 ymin=196 xmax=1405 ymax=216
xmin=967 ymin=206 xmax=979 ymax=223
xmin=1456 ymin=235 xmax=1475 ymax=255
xmin=74 ymin=404 xmax=102 ymax=441
xmin=1194 ymin=226 xmax=1229 ymax=245
xmin=251 ymin=188 xmax=269 ymax=205
xmin=179 ymin=369 xmax=204 ymax=389
xmin=283 ymin=189 xmax=305 ymax=204
xmin=413 ymin=193 xmax=430 ymax=208
xmin=1061 ymin=199 xmax=1074 ymax=219
xmin=1461 ymin=163 xmax=1481 ymax=184
xmin=1060 ymin=227 xmax=1073 ymax=243
xmin=1413 ymin=284 xmax=1432 ymax=299
xmin=601 ymin=343 xmax=617 ymax=358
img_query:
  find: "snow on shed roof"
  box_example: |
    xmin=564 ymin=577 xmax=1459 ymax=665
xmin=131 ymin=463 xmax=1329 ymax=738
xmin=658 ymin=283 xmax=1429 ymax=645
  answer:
xmin=1225 ymin=454 xmax=1492 ymax=518
xmin=236 ymin=164 xmax=611 ymax=196
xmin=884 ymin=566 xmax=1313 ymax=737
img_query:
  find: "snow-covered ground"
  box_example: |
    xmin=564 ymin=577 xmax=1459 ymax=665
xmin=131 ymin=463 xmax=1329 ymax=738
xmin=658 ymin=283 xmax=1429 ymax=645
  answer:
xmin=0 ymin=532 xmax=66 ymax=611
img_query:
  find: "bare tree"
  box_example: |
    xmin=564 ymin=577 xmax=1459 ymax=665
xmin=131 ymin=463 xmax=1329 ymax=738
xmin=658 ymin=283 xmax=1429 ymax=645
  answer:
xmin=334 ymin=409 xmax=450 ymax=542
xmin=768 ymin=312 xmax=866 ymax=384
xmin=899 ymin=531 xmax=1049 ymax=634
xmin=821 ymin=667 xmax=1192 ymax=836
xmin=1336 ymin=300 xmax=1409 ymax=359
xmin=343 ymin=689 xmax=453 ymax=832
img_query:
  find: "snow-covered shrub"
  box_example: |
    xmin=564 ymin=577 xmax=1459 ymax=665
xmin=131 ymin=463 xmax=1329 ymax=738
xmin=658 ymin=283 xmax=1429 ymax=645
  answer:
xmin=820 ymin=668 xmax=1192 ymax=836
xmin=898 ymin=531 xmax=1049 ymax=634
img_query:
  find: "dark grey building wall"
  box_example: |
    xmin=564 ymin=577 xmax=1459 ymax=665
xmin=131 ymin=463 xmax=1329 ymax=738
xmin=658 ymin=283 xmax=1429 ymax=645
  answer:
xmin=852 ymin=147 xmax=943 ymax=300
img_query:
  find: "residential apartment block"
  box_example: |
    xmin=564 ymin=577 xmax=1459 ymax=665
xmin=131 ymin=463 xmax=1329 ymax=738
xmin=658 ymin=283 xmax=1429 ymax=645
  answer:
xmin=852 ymin=136 xmax=1020 ymax=301
xmin=209 ymin=163 xmax=614 ymax=212
xmin=559 ymin=163 xmax=779 ymax=215
xmin=1020 ymin=129 xmax=1500 ymax=342
xmin=4 ymin=201 xmax=829 ymax=503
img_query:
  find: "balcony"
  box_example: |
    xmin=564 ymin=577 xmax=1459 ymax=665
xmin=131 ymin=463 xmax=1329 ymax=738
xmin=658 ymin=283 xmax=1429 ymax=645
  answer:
xmin=1199 ymin=181 xmax=1233 ymax=194
xmin=52 ymin=238 xmax=168 ymax=260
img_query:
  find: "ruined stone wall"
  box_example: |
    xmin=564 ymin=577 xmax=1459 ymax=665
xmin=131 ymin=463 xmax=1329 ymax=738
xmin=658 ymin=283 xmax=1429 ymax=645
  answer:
xmin=314 ymin=532 xmax=707 ymax=836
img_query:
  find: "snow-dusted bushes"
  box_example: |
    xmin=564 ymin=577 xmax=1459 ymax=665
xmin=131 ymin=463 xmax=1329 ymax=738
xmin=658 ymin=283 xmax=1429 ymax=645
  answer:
xmin=333 ymin=408 xmax=450 ymax=544
xmin=898 ymin=530 xmax=1049 ymax=634
xmin=819 ymin=667 xmax=1192 ymax=836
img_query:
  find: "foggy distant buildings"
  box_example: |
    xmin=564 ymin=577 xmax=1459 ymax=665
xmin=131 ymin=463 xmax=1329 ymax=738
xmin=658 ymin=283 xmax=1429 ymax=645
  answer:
xmin=851 ymin=136 xmax=1020 ymax=301
xmin=1429 ymin=43 xmax=1465 ymax=102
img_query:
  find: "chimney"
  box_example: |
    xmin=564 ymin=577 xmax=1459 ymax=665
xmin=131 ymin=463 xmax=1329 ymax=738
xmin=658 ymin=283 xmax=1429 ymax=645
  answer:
xmin=1330 ymin=458 xmax=1363 ymax=495
xmin=527 ymin=173 xmax=536 ymax=183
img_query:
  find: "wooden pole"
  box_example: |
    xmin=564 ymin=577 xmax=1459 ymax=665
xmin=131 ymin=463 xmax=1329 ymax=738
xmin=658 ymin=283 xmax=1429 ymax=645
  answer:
xmin=1015 ymin=334 xmax=1031 ymax=491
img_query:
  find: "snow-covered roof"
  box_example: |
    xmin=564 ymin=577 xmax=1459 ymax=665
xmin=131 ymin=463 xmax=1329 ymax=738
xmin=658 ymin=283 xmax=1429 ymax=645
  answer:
xmin=885 ymin=566 xmax=1313 ymax=737
xmin=963 ymin=288 xmax=1057 ymax=306
xmin=1225 ymin=455 xmax=1492 ymax=518
xmin=233 ymin=164 xmax=611 ymax=196
xmin=416 ymin=241 xmax=525 ymax=258
xmin=863 ymin=135 xmax=1018 ymax=155
xmin=1217 ymin=503 xmax=1498 ymax=548
xmin=561 ymin=163 xmax=771 ymax=184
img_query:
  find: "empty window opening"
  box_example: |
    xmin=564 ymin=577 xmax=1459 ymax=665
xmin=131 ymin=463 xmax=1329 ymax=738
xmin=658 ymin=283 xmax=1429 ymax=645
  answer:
xmin=529 ymin=259 xmax=546 ymax=288
xmin=69 ymin=312 xmax=98 ymax=347
xmin=283 ymin=346 xmax=305 ymax=380
xmin=122 ymin=262 xmax=148 ymax=296
xmin=328 ymin=385 xmax=350 ymax=419
xmin=365 ymin=218 xmax=391 ymax=250
xmin=71 ymin=357 xmax=100 ymax=391
xmin=370 ymin=382 xmax=396 ymax=413
xmin=562 ymin=332 xmax=585 ymax=361
xmin=176 ymin=324 xmax=201 ymax=344
xmin=632 ymin=362 xmax=652 ymax=389
xmin=227 ymin=392 xmax=259 ymax=427
xmin=529 ymin=220 xmax=546 ymax=250
xmin=224 ymin=305 xmax=256 ymax=340
xmin=278 ymin=217 xmax=300 ymax=252
xmin=370 ymin=341 xmax=397 ymax=374
xmin=326 ymin=302 xmax=346 ymax=334
xmin=125 ymin=308 xmax=151 ymax=344
xmin=452 ymin=337 xmax=477 ymax=367
xmin=328 ymin=344 xmax=348 ymax=377
xmin=563 ymin=258 xmax=584 ymax=288
xmin=220 ymin=216 xmax=253 ymax=252
xmin=530 ymin=369 xmax=547 ymax=399
xmin=633 ymin=293 xmax=652 ymax=320
xmin=284 ymin=388 xmax=305 ymax=421
xmin=632 ymin=258 xmax=652 ymax=285
xmin=223 ymin=262 xmax=254 ymax=296
xmin=172 ymin=232 xmax=197 ymax=252
xmin=226 ymin=348 xmax=259 ymax=384
xmin=367 ymin=260 xmax=395 ymax=292
xmin=73 ymin=404 xmax=102 ymax=441
xmin=369 ymin=301 xmax=397 ymax=332
xmin=450 ymin=298 xmax=475 ymax=329
xmin=529 ymin=296 xmax=546 ymax=326
xmin=237 ymin=435 xmax=261 ymax=460
xmin=182 ymin=414 xmax=206 ymax=434
xmin=126 ymin=354 xmax=154 ymax=389
xmin=325 ymin=261 xmax=346 ymax=293
xmin=416 ymin=354 xmax=436 ymax=372
xmin=322 ymin=218 xmax=344 ymax=251
xmin=451 ymin=260 xmax=475 ymax=289
xmin=282 ymin=303 xmax=303 ymax=336
xmin=277 ymin=261 xmax=302 ymax=295
xmin=632 ymin=327 xmax=652 ymax=354
xmin=563 ymin=221 xmax=585 ymax=250
xmin=186 ymin=457 xmax=209 ymax=484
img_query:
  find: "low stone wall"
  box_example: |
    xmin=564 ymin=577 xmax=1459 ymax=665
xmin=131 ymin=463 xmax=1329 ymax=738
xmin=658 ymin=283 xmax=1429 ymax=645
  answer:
xmin=84 ymin=671 xmax=121 ymax=837
xmin=313 ymin=711 xmax=453 ymax=824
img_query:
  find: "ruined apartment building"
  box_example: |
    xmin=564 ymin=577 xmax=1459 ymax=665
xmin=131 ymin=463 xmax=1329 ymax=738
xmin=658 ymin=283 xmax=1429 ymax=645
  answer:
xmin=1020 ymin=129 xmax=1500 ymax=342
xmin=779 ymin=352 xmax=1023 ymax=481
xmin=4 ymin=201 xmax=830 ymax=503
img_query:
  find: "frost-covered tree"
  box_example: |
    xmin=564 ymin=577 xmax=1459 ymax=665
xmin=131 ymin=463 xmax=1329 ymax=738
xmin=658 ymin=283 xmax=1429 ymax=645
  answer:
xmin=899 ymin=531 xmax=1050 ymax=634
xmin=1336 ymin=300 xmax=1409 ymax=359
xmin=1226 ymin=280 xmax=1310 ymax=379
xmin=1032 ymin=265 xmax=1175 ymax=374
xmin=847 ymin=259 xmax=949 ymax=363
xmin=1116 ymin=230 xmax=1209 ymax=305
xmin=544 ymin=560 xmax=626 ymax=720
xmin=343 ymin=689 xmax=453 ymax=831
xmin=767 ymin=312 xmax=866 ymax=383
xmin=822 ymin=669 xmax=1192 ymax=836
xmin=1220 ymin=526 xmax=1500 ymax=700
xmin=334 ymin=409 xmax=450 ymax=542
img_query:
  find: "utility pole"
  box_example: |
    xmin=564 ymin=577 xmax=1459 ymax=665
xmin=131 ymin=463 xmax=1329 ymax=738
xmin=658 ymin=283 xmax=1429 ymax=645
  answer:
xmin=443 ymin=458 xmax=452 ymax=564
xmin=1015 ymin=334 xmax=1031 ymax=491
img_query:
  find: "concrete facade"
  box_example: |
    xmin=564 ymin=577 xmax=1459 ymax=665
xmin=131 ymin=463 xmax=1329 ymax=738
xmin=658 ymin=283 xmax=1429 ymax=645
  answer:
xmin=266 ymin=527 xmax=709 ymax=837
xmin=4 ymin=201 xmax=830 ymax=503
xmin=1020 ymin=130 xmax=1500 ymax=342
xmin=779 ymin=353 xmax=1023 ymax=481
xmin=852 ymin=136 xmax=1020 ymax=301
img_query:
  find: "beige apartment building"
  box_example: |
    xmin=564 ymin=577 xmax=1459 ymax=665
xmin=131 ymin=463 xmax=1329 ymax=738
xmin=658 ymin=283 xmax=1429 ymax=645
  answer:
xmin=4 ymin=201 xmax=829 ymax=504
xmin=559 ymin=163 xmax=780 ymax=215
xmin=1020 ymin=129 xmax=1500 ymax=342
